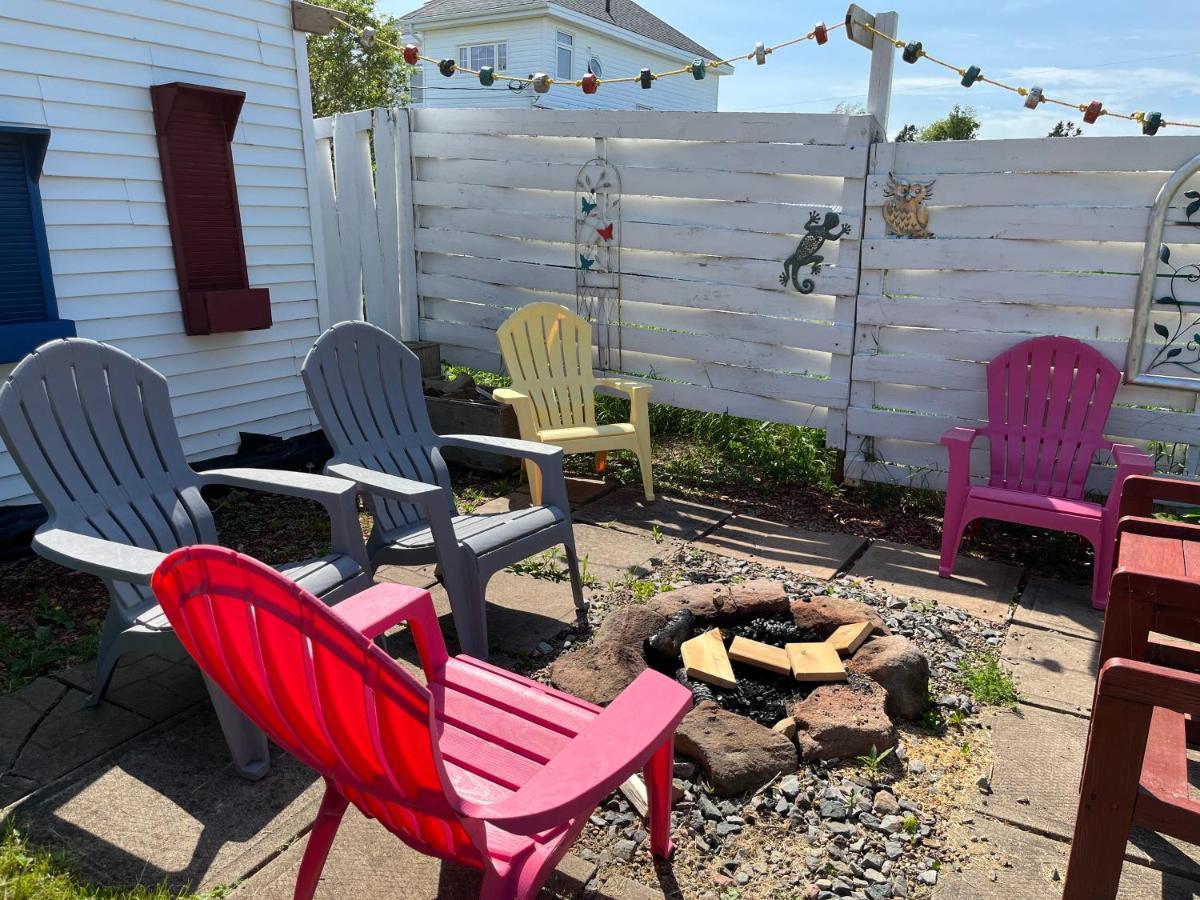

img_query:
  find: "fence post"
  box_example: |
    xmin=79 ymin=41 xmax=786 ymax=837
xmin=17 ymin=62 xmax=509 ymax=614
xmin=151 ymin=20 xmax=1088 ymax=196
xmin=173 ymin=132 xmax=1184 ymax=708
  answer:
xmin=866 ymin=11 xmax=898 ymax=139
xmin=371 ymin=108 xmax=404 ymax=337
xmin=394 ymin=108 xmax=420 ymax=341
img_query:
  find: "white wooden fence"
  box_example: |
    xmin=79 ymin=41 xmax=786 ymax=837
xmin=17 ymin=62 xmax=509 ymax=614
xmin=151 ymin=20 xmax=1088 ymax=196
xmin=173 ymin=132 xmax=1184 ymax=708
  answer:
xmin=312 ymin=106 xmax=1200 ymax=486
xmin=847 ymin=136 xmax=1200 ymax=490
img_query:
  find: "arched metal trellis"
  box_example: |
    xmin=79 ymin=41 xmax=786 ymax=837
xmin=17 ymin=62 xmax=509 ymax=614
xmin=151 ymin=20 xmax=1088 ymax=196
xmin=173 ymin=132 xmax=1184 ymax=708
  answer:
xmin=1126 ymin=151 xmax=1200 ymax=389
xmin=574 ymin=157 xmax=622 ymax=371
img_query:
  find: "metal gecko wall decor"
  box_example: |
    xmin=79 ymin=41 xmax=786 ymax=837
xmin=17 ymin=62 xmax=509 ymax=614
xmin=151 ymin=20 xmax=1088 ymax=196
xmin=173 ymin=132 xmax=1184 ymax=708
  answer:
xmin=574 ymin=157 xmax=621 ymax=371
xmin=1127 ymin=151 xmax=1200 ymax=390
xmin=779 ymin=210 xmax=851 ymax=294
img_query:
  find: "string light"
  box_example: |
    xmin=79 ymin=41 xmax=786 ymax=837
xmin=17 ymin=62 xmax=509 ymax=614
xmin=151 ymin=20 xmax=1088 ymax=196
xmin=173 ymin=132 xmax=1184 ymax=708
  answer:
xmin=857 ymin=20 xmax=1200 ymax=134
xmin=334 ymin=17 xmax=843 ymax=95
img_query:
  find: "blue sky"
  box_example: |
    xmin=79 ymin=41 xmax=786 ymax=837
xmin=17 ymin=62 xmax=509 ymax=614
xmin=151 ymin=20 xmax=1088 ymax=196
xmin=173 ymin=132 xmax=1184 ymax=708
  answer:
xmin=382 ymin=0 xmax=1200 ymax=139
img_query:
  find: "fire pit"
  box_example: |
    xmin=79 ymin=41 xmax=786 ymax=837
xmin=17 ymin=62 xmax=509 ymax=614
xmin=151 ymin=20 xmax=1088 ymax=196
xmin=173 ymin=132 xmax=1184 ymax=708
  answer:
xmin=550 ymin=579 xmax=931 ymax=796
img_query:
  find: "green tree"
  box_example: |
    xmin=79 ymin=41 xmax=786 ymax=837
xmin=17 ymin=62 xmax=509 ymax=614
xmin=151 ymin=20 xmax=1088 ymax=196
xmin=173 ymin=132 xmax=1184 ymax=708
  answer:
xmin=917 ymin=105 xmax=980 ymax=141
xmin=894 ymin=123 xmax=918 ymax=142
xmin=307 ymin=0 xmax=416 ymax=118
xmin=1048 ymin=120 xmax=1083 ymax=137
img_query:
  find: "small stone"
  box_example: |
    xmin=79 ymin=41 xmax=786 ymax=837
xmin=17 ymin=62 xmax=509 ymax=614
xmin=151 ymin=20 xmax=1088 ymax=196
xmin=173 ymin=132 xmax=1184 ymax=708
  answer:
xmin=885 ymin=841 xmax=904 ymax=859
xmin=614 ymin=839 xmax=637 ymax=861
xmin=780 ymin=774 xmax=802 ymax=799
xmin=918 ymin=870 xmax=938 ymax=886
xmin=872 ymin=790 xmax=900 ymax=816
xmin=909 ymin=760 xmax=926 ymax=774
xmin=879 ymin=815 xmax=906 ymax=833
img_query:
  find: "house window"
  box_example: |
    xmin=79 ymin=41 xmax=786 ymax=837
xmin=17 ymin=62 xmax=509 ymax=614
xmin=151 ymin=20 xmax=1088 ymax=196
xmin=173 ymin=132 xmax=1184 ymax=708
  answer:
xmin=151 ymin=83 xmax=271 ymax=336
xmin=556 ymin=31 xmax=573 ymax=79
xmin=458 ymin=42 xmax=507 ymax=72
xmin=0 ymin=125 xmax=75 ymax=363
xmin=588 ymin=55 xmax=603 ymax=78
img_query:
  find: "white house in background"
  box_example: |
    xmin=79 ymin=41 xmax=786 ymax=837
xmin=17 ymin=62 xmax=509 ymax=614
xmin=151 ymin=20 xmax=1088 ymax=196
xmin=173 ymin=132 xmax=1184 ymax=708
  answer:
xmin=400 ymin=0 xmax=723 ymax=111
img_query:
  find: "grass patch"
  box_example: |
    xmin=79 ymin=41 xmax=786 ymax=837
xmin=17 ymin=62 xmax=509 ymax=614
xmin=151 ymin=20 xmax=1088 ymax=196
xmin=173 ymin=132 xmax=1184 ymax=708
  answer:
xmin=959 ymin=652 xmax=1019 ymax=707
xmin=0 ymin=827 xmax=230 ymax=899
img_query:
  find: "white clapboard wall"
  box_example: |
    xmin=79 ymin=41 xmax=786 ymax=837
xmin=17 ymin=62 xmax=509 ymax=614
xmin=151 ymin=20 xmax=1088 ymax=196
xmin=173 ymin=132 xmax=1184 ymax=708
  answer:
xmin=0 ymin=0 xmax=328 ymax=505
xmin=846 ymin=136 xmax=1200 ymax=491
xmin=405 ymin=109 xmax=875 ymax=445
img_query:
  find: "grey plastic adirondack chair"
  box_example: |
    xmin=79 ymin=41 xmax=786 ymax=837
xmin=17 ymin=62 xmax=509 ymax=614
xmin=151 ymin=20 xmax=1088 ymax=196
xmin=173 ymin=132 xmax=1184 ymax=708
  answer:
xmin=301 ymin=321 xmax=586 ymax=659
xmin=0 ymin=338 xmax=373 ymax=780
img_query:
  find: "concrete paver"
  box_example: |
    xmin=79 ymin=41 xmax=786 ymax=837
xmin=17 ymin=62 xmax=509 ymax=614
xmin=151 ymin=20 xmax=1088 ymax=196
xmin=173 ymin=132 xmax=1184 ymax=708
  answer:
xmin=1003 ymin=625 xmax=1099 ymax=717
xmin=232 ymin=805 xmax=597 ymax=898
xmin=692 ymin=515 xmax=866 ymax=580
xmin=936 ymin=816 xmax=1200 ymax=899
xmin=1011 ymin=578 xmax=1102 ymax=641
xmin=576 ymin=488 xmax=732 ymax=543
xmin=58 ymin=651 xmax=208 ymax=724
xmin=6 ymin=707 xmax=320 ymax=892
xmin=849 ymin=540 xmax=1021 ymax=625
xmin=0 ymin=677 xmax=67 ymax=772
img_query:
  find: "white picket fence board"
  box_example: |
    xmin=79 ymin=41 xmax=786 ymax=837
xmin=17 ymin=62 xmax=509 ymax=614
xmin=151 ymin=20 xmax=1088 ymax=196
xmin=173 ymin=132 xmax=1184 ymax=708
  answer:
xmin=865 ymin=205 xmax=1200 ymax=244
xmin=884 ymin=135 xmax=1200 ymax=176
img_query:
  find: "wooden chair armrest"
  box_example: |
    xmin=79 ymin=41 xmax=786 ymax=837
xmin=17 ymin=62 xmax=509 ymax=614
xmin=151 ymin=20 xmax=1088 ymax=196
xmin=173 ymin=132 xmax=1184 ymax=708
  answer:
xmin=1119 ymin=474 xmax=1200 ymax=519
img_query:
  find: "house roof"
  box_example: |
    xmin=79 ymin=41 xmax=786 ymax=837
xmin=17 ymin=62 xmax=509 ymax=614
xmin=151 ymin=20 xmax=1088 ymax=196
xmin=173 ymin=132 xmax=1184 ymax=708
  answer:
xmin=399 ymin=0 xmax=718 ymax=60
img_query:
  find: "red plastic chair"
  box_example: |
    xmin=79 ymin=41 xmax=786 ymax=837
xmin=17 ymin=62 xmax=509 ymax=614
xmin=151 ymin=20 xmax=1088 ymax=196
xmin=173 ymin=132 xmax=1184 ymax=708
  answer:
xmin=151 ymin=546 xmax=691 ymax=899
xmin=939 ymin=336 xmax=1152 ymax=609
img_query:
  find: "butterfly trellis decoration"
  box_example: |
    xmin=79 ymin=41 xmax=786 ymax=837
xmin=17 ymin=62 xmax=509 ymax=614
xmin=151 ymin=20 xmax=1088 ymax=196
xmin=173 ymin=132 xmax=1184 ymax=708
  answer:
xmin=574 ymin=157 xmax=622 ymax=371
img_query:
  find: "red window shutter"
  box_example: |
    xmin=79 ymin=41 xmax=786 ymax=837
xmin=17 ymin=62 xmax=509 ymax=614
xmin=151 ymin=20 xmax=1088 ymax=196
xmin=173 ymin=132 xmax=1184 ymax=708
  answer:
xmin=151 ymin=83 xmax=271 ymax=336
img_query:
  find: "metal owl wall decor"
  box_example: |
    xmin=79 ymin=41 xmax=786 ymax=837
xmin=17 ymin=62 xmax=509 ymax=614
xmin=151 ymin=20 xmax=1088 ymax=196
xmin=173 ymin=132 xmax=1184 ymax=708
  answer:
xmin=882 ymin=173 xmax=935 ymax=239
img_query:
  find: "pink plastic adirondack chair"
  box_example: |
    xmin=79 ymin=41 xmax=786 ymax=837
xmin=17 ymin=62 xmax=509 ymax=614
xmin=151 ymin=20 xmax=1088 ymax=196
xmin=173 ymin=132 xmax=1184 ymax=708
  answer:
xmin=939 ymin=336 xmax=1153 ymax=610
xmin=151 ymin=546 xmax=691 ymax=900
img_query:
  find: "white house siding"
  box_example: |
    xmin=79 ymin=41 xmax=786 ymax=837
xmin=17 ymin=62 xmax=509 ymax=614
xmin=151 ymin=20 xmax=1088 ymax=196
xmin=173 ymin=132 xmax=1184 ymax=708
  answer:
xmin=409 ymin=10 xmax=719 ymax=111
xmin=0 ymin=0 xmax=326 ymax=505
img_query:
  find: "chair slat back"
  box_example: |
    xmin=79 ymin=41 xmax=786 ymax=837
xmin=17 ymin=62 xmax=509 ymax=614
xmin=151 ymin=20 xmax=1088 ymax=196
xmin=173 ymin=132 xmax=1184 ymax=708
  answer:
xmin=985 ymin=336 xmax=1120 ymax=500
xmin=152 ymin=546 xmax=476 ymax=860
xmin=498 ymin=303 xmax=596 ymax=431
xmin=302 ymin=322 xmax=454 ymax=534
xmin=0 ymin=339 xmax=216 ymax=556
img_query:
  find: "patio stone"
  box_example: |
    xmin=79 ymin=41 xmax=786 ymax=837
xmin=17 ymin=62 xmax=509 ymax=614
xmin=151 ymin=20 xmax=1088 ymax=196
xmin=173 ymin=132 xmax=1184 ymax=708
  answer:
xmin=935 ymin=816 xmax=1200 ymax=899
xmin=232 ymin=804 xmax=596 ymax=898
xmin=848 ymin=541 xmax=1020 ymax=625
xmin=1010 ymin=577 xmax=1103 ymax=641
xmin=57 ymin=652 xmax=208 ymax=724
xmin=0 ymin=774 xmax=38 ymax=811
xmin=692 ymin=515 xmax=866 ymax=579
xmin=572 ymin=521 xmax=673 ymax=583
xmin=471 ymin=475 xmax=617 ymax=515
xmin=485 ymin=569 xmax=587 ymax=654
xmin=977 ymin=704 xmax=1200 ymax=878
xmin=1002 ymin=625 xmax=1098 ymax=717
xmin=373 ymin=563 xmax=438 ymax=589
xmin=6 ymin=706 xmax=321 ymax=892
xmin=575 ymin=487 xmax=732 ymax=543
xmin=0 ymin=677 xmax=67 ymax=772
xmin=7 ymin=686 xmax=152 ymax=786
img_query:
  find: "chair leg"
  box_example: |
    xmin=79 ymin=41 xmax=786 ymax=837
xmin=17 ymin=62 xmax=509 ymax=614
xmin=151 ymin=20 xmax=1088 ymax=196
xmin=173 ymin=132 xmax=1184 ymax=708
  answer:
xmin=938 ymin=506 xmax=969 ymax=579
xmin=293 ymin=782 xmax=349 ymax=900
xmin=1062 ymin=696 xmax=1151 ymax=900
xmin=562 ymin=538 xmax=588 ymax=612
xmin=634 ymin=430 xmax=654 ymax=502
xmin=203 ymin=674 xmax=271 ymax=780
xmin=644 ymin=736 xmax=675 ymax=858
xmin=526 ymin=459 xmax=543 ymax=506
xmin=446 ymin=565 xmax=490 ymax=659
xmin=1090 ymin=535 xmax=1111 ymax=611
xmin=87 ymin=606 xmax=131 ymax=707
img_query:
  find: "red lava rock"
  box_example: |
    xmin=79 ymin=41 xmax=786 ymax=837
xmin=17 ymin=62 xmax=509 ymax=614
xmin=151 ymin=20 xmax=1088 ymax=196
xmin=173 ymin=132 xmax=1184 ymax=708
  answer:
xmin=549 ymin=642 xmax=645 ymax=705
xmin=789 ymin=596 xmax=888 ymax=636
xmin=791 ymin=675 xmax=896 ymax=761
xmin=675 ymin=700 xmax=798 ymax=796
xmin=593 ymin=603 xmax=667 ymax=649
xmin=647 ymin=579 xmax=789 ymax=622
xmin=848 ymin=634 xmax=930 ymax=722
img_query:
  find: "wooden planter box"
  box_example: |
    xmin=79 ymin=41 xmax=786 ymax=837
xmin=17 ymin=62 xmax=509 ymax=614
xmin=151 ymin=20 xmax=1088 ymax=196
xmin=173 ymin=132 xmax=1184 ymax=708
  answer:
xmin=404 ymin=340 xmax=441 ymax=378
xmin=426 ymin=394 xmax=521 ymax=475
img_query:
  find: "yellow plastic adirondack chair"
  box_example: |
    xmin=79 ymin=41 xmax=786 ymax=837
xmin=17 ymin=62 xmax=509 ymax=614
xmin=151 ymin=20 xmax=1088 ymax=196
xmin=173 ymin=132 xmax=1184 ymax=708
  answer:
xmin=495 ymin=303 xmax=654 ymax=503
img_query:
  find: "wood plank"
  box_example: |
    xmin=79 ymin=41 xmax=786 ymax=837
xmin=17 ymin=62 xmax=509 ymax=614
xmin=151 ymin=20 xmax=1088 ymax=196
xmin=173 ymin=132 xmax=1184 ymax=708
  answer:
xmin=728 ymin=636 xmax=792 ymax=676
xmin=785 ymin=642 xmax=848 ymax=682
xmin=681 ymin=628 xmax=737 ymax=689
xmin=827 ymin=622 xmax=873 ymax=657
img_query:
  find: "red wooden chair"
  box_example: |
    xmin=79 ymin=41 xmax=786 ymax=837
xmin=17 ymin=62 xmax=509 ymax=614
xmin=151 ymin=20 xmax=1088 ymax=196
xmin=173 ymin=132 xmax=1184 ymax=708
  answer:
xmin=939 ymin=336 xmax=1152 ymax=609
xmin=1064 ymin=517 xmax=1200 ymax=898
xmin=151 ymin=546 xmax=691 ymax=900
